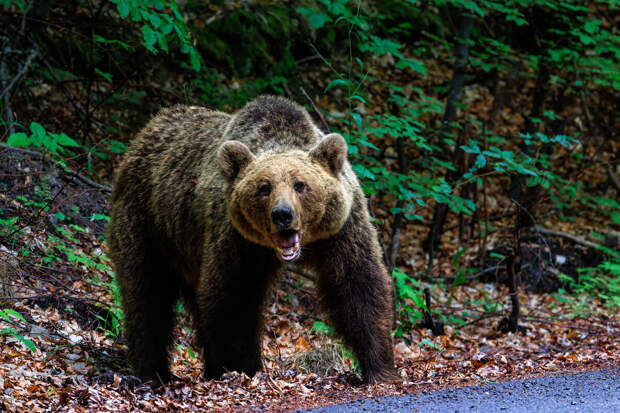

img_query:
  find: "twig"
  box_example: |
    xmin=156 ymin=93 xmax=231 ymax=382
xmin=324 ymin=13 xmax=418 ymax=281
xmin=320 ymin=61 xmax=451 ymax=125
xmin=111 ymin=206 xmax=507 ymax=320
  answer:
xmin=0 ymin=48 xmax=38 ymax=101
xmin=3 ymin=25 xmax=102 ymax=132
xmin=534 ymin=226 xmax=602 ymax=250
xmin=295 ymin=55 xmax=322 ymax=65
xmin=270 ymin=328 xmax=283 ymax=369
xmin=420 ymin=287 xmax=444 ymax=336
xmin=281 ymin=81 xmax=292 ymax=98
xmin=464 ymin=312 xmax=502 ymax=326
xmin=0 ymin=144 xmax=112 ymax=192
xmin=65 ymin=169 xmax=112 ymax=193
xmin=0 ymin=39 xmax=15 ymax=136
xmin=606 ymin=163 xmax=620 ymax=194
xmin=5 ymin=176 xmax=72 ymax=238
xmin=528 ymin=317 xmax=620 ymax=337
xmin=436 ymin=304 xmax=498 ymax=312
xmin=479 ymin=126 xmax=490 ymax=265
xmin=0 ymin=260 xmax=114 ymax=309
xmin=444 ymin=213 xmax=515 ymax=232
xmin=0 ymin=142 xmax=46 ymax=158
xmin=281 ymin=278 xmax=314 ymax=297
xmin=299 ymin=86 xmax=330 ymax=133
xmin=20 ymin=0 xmax=34 ymax=35
xmin=510 ymin=198 xmax=554 ymax=265
xmin=445 ymin=265 xmax=507 ymax=282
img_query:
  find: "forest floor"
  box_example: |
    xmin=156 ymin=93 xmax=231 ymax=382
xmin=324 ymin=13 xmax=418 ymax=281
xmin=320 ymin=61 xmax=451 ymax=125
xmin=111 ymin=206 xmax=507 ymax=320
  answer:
xmin=0 ymin=147 xmax=618 ymax=412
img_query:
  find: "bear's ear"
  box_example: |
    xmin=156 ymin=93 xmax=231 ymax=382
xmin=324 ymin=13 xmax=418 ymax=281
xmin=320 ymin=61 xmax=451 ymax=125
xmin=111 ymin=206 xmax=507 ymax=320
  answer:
xmin=310 ymin=133 xmax=348 ymax=176
xmin=218 ymin=141 xmax=256 ymax=182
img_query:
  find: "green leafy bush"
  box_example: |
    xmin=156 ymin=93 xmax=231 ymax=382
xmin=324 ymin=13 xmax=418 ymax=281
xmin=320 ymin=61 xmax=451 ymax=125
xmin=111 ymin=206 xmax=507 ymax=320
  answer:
xmin=558 ymin=255 xmax=620 ymax=310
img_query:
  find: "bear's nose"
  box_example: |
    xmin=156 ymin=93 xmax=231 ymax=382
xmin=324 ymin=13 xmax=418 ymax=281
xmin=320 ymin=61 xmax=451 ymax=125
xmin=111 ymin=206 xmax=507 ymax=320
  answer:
xmin=272 ymin=204 xmax=294 ymax=230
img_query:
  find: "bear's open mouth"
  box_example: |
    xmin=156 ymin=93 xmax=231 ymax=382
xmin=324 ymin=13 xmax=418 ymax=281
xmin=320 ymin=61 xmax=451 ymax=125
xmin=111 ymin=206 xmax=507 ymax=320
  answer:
xmin=272 ymin=230 xmax=300 ymax=262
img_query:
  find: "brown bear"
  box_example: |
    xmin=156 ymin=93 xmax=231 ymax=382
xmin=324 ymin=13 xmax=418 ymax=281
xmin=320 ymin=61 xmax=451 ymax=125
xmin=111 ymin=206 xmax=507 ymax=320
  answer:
xmin=106 ymin=95 xmax=397 ymax=384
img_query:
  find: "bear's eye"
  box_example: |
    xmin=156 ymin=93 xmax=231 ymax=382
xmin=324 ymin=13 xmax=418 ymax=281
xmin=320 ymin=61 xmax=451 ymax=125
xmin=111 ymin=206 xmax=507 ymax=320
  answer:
xmin=293 ymin=181 xmax=307 ymax=193
xmin=258 ymin=182 xmax=272 ymax=197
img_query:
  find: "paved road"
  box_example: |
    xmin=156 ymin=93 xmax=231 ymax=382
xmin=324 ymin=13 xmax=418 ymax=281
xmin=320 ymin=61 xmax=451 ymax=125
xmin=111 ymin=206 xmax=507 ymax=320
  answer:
xmin=300 ymin=369 xmax=620 ymax=413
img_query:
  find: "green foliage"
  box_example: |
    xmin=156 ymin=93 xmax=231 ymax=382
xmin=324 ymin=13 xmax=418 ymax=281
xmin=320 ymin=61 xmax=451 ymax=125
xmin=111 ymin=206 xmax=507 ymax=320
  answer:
xmin=311 ymin=320 xmax=334 ymax=336
xmin=82 ymin=249 xmax=123 ymax=341
xmin=0 ymin=0 xmax=27 ymax=11
xmin=45 ymin=225 xmax=110 ymax=273
xmin=0 ymin=308 xmax=36 ymax=352
xmin=96 ymin=270 xmax=124 ymax=340
xmin=6 ymin=122 xmax=79 ymax=155
xmin=107 ymin=0 xmax=201 ymax=71
xmin=418 ymin=337 xmax=443 ymax=351
xmin=1 ymin=0 xmax=205 ymax=159
xmin=101 ymin=139 xmax=128 ymax=156
xmin=452 ymin=247 xmax=476 ymax=286
xmin=188 ymin=67 xmax=289 ymax=110
xmin=298 ymin=0 xmax=425 ymax=75
xmin=189 ymin=4 xmax=297 ymax=78
xmin=176 ymin=344 xmax=196 ymax=362
xmin=557 ymin=254 xmax=620 ymax=310
xmin=392 ymin=267 xmax=426 ymax=336
xmin=305 ymin=1 xmax=587 ymax=230
xmin=311 ymin=320 xmax=360 ymax=372
xmin=0 ymin=217 xmax=19 ymax=237
xmin=299 ymin=0 xmax=616 ymax=334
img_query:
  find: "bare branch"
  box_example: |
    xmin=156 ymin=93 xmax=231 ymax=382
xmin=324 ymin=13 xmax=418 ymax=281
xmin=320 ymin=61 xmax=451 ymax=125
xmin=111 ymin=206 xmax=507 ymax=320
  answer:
xmin=20 ymin=0 xmax=35 ymax=35
xmin=0 ymin=48 xmax=38 ymax=101
xmin=606 ymin=163 xmax=620 ymax=194
xmin=299 ymin=86 xmax=330 ymax=133
xmin=535 ymin=226 xmax=603 ymax=250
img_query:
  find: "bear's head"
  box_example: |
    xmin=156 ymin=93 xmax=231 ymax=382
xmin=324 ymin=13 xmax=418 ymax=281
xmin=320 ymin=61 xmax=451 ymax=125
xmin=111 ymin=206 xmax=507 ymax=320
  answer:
xmin=218 ymin=134 xmax=352 ymax=262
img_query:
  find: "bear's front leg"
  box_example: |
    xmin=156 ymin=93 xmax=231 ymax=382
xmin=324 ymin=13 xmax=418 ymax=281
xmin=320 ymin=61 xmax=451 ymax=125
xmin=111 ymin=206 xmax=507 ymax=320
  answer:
xmin=307 ymin=201 xmax=399 ymax=384
xmin=196 ymin=231 xmax=280 ymax=380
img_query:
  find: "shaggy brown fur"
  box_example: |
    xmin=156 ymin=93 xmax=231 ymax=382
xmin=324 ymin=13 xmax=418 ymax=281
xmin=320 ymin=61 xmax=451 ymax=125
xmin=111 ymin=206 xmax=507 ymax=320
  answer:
xmin=107 ymin=95 xmax=397 ymax=383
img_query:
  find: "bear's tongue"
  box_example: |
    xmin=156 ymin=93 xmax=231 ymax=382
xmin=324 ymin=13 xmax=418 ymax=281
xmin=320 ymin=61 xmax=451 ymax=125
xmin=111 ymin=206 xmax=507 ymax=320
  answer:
xmin=273 ymin=231 xmax=300 ymax=261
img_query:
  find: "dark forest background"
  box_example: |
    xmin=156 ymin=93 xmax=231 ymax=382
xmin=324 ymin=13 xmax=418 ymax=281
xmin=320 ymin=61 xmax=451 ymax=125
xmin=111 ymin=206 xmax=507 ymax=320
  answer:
xmin=0 ymin=1 xmax=618 ymax=409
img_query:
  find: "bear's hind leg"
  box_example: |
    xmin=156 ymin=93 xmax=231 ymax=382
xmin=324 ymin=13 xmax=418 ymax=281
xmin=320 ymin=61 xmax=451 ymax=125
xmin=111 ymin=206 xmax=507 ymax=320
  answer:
xmin=108 ymin=206 xmax=179 ymax=382
xmin=120 ymin=262 xmax=179 ymax=382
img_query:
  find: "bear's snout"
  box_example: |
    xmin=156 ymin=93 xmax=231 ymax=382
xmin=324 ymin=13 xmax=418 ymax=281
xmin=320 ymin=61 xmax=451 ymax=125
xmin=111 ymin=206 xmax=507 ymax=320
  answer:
xmin=271 ymin=199 xmax=301 ymax=262
xmin=271 ymin=202 xmax=294 ymax=230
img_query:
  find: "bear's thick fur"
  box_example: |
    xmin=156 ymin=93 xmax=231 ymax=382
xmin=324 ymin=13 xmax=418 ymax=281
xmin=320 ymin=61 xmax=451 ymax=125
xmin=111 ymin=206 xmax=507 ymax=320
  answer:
xmin=107 ymin=96 xmax=397 ymax=383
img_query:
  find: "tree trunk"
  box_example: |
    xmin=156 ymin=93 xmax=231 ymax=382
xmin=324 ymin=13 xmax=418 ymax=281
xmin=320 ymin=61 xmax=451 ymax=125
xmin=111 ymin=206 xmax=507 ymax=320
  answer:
xmin=389 ymin=137 xmax=408 ymax=266
xmin=0 ymin=250 xmax=17 ymax=305
xmin=423 ymin=13 xmax=474 ymax=255
xmin=507 ymin=61 xmax=550 ymax=229
xmin=504 ymin=252 xmax=521 ymax=333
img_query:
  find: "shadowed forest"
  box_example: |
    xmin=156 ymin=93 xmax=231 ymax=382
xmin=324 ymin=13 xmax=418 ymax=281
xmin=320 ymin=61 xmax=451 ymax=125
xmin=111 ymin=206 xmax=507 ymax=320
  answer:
xmin=0 ymin=0 xmax=618 ymax=411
